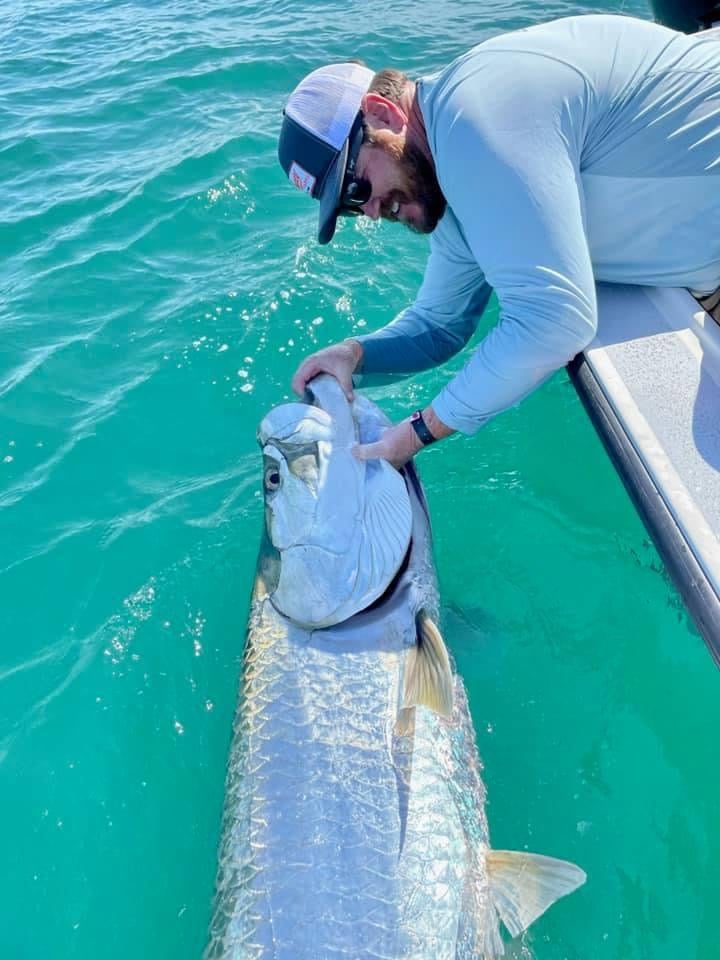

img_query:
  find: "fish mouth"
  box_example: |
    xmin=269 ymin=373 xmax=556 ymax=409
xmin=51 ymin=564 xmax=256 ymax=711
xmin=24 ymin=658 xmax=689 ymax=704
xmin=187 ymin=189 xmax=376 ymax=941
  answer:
xmin=257 ymin=375 xmax=413 ymax=629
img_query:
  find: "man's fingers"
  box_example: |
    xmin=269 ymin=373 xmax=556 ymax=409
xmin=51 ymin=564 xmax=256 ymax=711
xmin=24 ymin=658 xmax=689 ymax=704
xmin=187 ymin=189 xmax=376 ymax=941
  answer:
xmin=292 ymin=358 xmax=354 ymax=401
xmin=352 ymin=441 xmax=383 ymax=462
xmin=291 ymin=372 xmax=305 ymax=397
xmin=291 ymin=360 xmax=318 ymax=397
xmin=291 ymin=338 xmax=361 ymax=400
xmin=316 ymin=361 xmax=354 ymax=401
xmin=339 ymin=374 xmax=354 ymax=402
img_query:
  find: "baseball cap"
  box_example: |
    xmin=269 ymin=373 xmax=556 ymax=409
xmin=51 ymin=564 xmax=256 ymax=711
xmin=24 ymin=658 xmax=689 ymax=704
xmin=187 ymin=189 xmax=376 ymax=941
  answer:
xmin=278 ymin=62 xmax=374 ymax=245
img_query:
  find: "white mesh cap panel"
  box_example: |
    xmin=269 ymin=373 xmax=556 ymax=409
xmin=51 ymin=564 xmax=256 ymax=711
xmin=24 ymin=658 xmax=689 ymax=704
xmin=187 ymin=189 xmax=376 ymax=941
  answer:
xmin=285 ymin=63 xmax=374 ymax=151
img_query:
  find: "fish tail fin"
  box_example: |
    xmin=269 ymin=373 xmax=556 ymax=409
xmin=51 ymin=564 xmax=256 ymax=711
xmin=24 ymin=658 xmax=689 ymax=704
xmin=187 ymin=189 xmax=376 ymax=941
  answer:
xmin=486 ymin=849 xmax=586 ymax=940
xmin=402 ymin=612 xmax=454 ymax=719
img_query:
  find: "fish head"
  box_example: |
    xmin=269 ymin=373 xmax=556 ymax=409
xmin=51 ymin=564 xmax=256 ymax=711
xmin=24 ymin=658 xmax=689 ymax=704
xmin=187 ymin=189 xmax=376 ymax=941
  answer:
xmin=259 ymin=405 xmax=334 ymax=552
xmin=257 ymin=375 xmax=412 ymax=628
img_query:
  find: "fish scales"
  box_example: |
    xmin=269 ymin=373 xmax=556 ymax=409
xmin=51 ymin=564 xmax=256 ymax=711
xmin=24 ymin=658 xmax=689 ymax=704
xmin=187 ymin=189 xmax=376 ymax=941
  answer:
xmin=208 ymin=573 xmax=489 ymax=957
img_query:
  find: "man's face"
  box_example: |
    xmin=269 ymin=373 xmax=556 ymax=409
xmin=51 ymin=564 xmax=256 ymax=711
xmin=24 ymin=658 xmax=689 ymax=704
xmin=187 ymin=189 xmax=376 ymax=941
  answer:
xmin=354 ymin=128 xmax=446 ymax=234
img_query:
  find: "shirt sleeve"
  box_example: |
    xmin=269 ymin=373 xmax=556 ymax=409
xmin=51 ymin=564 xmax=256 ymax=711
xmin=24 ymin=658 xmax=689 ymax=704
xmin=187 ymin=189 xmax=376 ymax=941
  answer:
xmin=431 ymin=52 xmax=598 ymax=434
xmin=355 ymin=211 xmax=492 ymax=377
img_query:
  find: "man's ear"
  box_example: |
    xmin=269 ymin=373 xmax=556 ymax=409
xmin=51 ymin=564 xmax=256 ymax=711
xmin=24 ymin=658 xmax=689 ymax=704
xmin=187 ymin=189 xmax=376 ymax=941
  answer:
xmin=360 ymin=93 xmax=408 ymax=134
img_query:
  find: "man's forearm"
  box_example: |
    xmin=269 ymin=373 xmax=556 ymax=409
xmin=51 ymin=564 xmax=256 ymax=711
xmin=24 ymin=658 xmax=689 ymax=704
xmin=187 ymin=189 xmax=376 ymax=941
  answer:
xmin=355 ymin=301 xmax=481 ymax=377
xmin=422 ymin=404 xmax=455 ymax=441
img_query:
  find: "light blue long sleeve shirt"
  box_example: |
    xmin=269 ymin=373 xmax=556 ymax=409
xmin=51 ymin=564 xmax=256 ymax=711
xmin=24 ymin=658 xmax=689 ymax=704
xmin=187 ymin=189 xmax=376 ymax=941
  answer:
xmin=356 ymin=15 xmax=720 ymax=434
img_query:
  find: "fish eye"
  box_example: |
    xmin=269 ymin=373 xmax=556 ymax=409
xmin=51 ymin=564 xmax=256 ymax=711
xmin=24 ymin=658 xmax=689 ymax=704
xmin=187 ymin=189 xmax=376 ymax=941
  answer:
xmin=264 ymin=464 xmax=282 ymax=492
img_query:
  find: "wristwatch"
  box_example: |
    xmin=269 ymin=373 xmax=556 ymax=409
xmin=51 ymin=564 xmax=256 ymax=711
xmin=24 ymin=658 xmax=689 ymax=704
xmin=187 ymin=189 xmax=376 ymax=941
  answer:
xmin=410 ymin=410 xmax=437 ymax=446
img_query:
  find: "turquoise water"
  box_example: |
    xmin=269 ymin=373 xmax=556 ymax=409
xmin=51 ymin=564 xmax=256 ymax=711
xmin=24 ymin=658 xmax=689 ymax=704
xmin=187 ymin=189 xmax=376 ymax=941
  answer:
xmin=2 ymin=1 xmax=719 ymax=957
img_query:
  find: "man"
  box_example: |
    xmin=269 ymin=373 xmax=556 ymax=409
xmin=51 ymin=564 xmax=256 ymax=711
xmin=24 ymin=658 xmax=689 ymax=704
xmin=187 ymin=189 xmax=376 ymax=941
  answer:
xmin=277 ymin=14 xmax=720 ymax=468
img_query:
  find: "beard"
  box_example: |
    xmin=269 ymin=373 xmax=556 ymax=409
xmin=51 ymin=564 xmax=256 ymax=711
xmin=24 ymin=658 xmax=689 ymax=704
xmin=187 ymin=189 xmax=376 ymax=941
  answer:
xmin=365 ymin=128 xmax=447 ymax=234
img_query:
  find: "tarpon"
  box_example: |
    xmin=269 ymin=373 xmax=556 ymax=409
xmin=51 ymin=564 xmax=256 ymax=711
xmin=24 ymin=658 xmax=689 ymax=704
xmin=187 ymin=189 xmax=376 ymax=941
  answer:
xmin=205 ymin=374 xmax=585 ymax=959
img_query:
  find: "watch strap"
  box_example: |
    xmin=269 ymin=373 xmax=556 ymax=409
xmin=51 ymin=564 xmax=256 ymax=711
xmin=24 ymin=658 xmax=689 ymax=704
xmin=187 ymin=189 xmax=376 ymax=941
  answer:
xmin=410 ymin=410 xmax=437 ymax=446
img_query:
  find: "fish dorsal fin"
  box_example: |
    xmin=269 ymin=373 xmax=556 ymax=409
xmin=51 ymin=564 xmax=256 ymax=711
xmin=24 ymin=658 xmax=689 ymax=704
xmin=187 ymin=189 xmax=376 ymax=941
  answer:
xmin=402 ymin=613 xmax=454 ymax=719
xmin=486 ymin=850 xmax=586 ymax=939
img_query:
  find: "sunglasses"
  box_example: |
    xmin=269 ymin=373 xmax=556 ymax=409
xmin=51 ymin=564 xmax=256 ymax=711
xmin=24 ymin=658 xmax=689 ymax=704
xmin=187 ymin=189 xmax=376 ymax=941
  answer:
xmin=338 ymin=115 xmax=372 ymax=216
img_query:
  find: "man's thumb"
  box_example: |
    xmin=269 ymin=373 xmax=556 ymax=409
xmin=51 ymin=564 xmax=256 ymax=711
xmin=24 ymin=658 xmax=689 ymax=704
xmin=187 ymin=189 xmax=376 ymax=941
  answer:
xmin=341 ymin=375 xmax=355 ymax=402
xmin=352 ymin=442 xmax=379 ymax=462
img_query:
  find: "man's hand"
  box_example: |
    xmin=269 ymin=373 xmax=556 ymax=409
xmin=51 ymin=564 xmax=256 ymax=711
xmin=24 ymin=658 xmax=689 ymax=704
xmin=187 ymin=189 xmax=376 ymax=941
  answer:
xmin=353 ymin=406 xmax=455 ymax=470
xmin=352 ymin=419 xmax=423 ymax=470
xmin=292 ymin=339 xmax=364 ymax=401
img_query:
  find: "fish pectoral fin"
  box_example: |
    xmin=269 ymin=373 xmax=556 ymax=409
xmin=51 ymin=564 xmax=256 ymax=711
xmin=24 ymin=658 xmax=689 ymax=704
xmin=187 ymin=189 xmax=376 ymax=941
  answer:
xmin=251 ymin=573 xmax=269 ymax=601
xmin=486 ymin=849 xmax=586 ymax=939
xmin=402 ymin=613 xmax=454 ymax=718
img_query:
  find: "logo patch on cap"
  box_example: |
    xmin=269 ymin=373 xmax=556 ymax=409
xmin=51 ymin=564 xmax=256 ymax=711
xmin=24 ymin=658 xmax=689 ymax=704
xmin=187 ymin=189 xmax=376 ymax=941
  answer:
xmin=289 ymin=161 xmax=316 ymax=196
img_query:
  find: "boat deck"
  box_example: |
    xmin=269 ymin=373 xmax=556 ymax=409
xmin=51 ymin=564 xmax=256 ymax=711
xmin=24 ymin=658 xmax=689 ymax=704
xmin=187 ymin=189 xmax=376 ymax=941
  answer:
xmin=569 ymin=284 xmax=720 ymax=661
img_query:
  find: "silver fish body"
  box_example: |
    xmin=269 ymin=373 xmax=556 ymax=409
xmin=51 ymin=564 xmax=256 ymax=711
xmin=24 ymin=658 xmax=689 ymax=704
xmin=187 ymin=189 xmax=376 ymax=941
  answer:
xmin=205 ymin=379 xmax=584 ymax=960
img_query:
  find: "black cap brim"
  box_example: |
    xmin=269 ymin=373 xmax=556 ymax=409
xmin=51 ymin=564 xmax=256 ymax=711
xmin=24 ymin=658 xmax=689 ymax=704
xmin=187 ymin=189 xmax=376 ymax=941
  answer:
xmin=317 ymin=136 xmax=349 ymax=245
